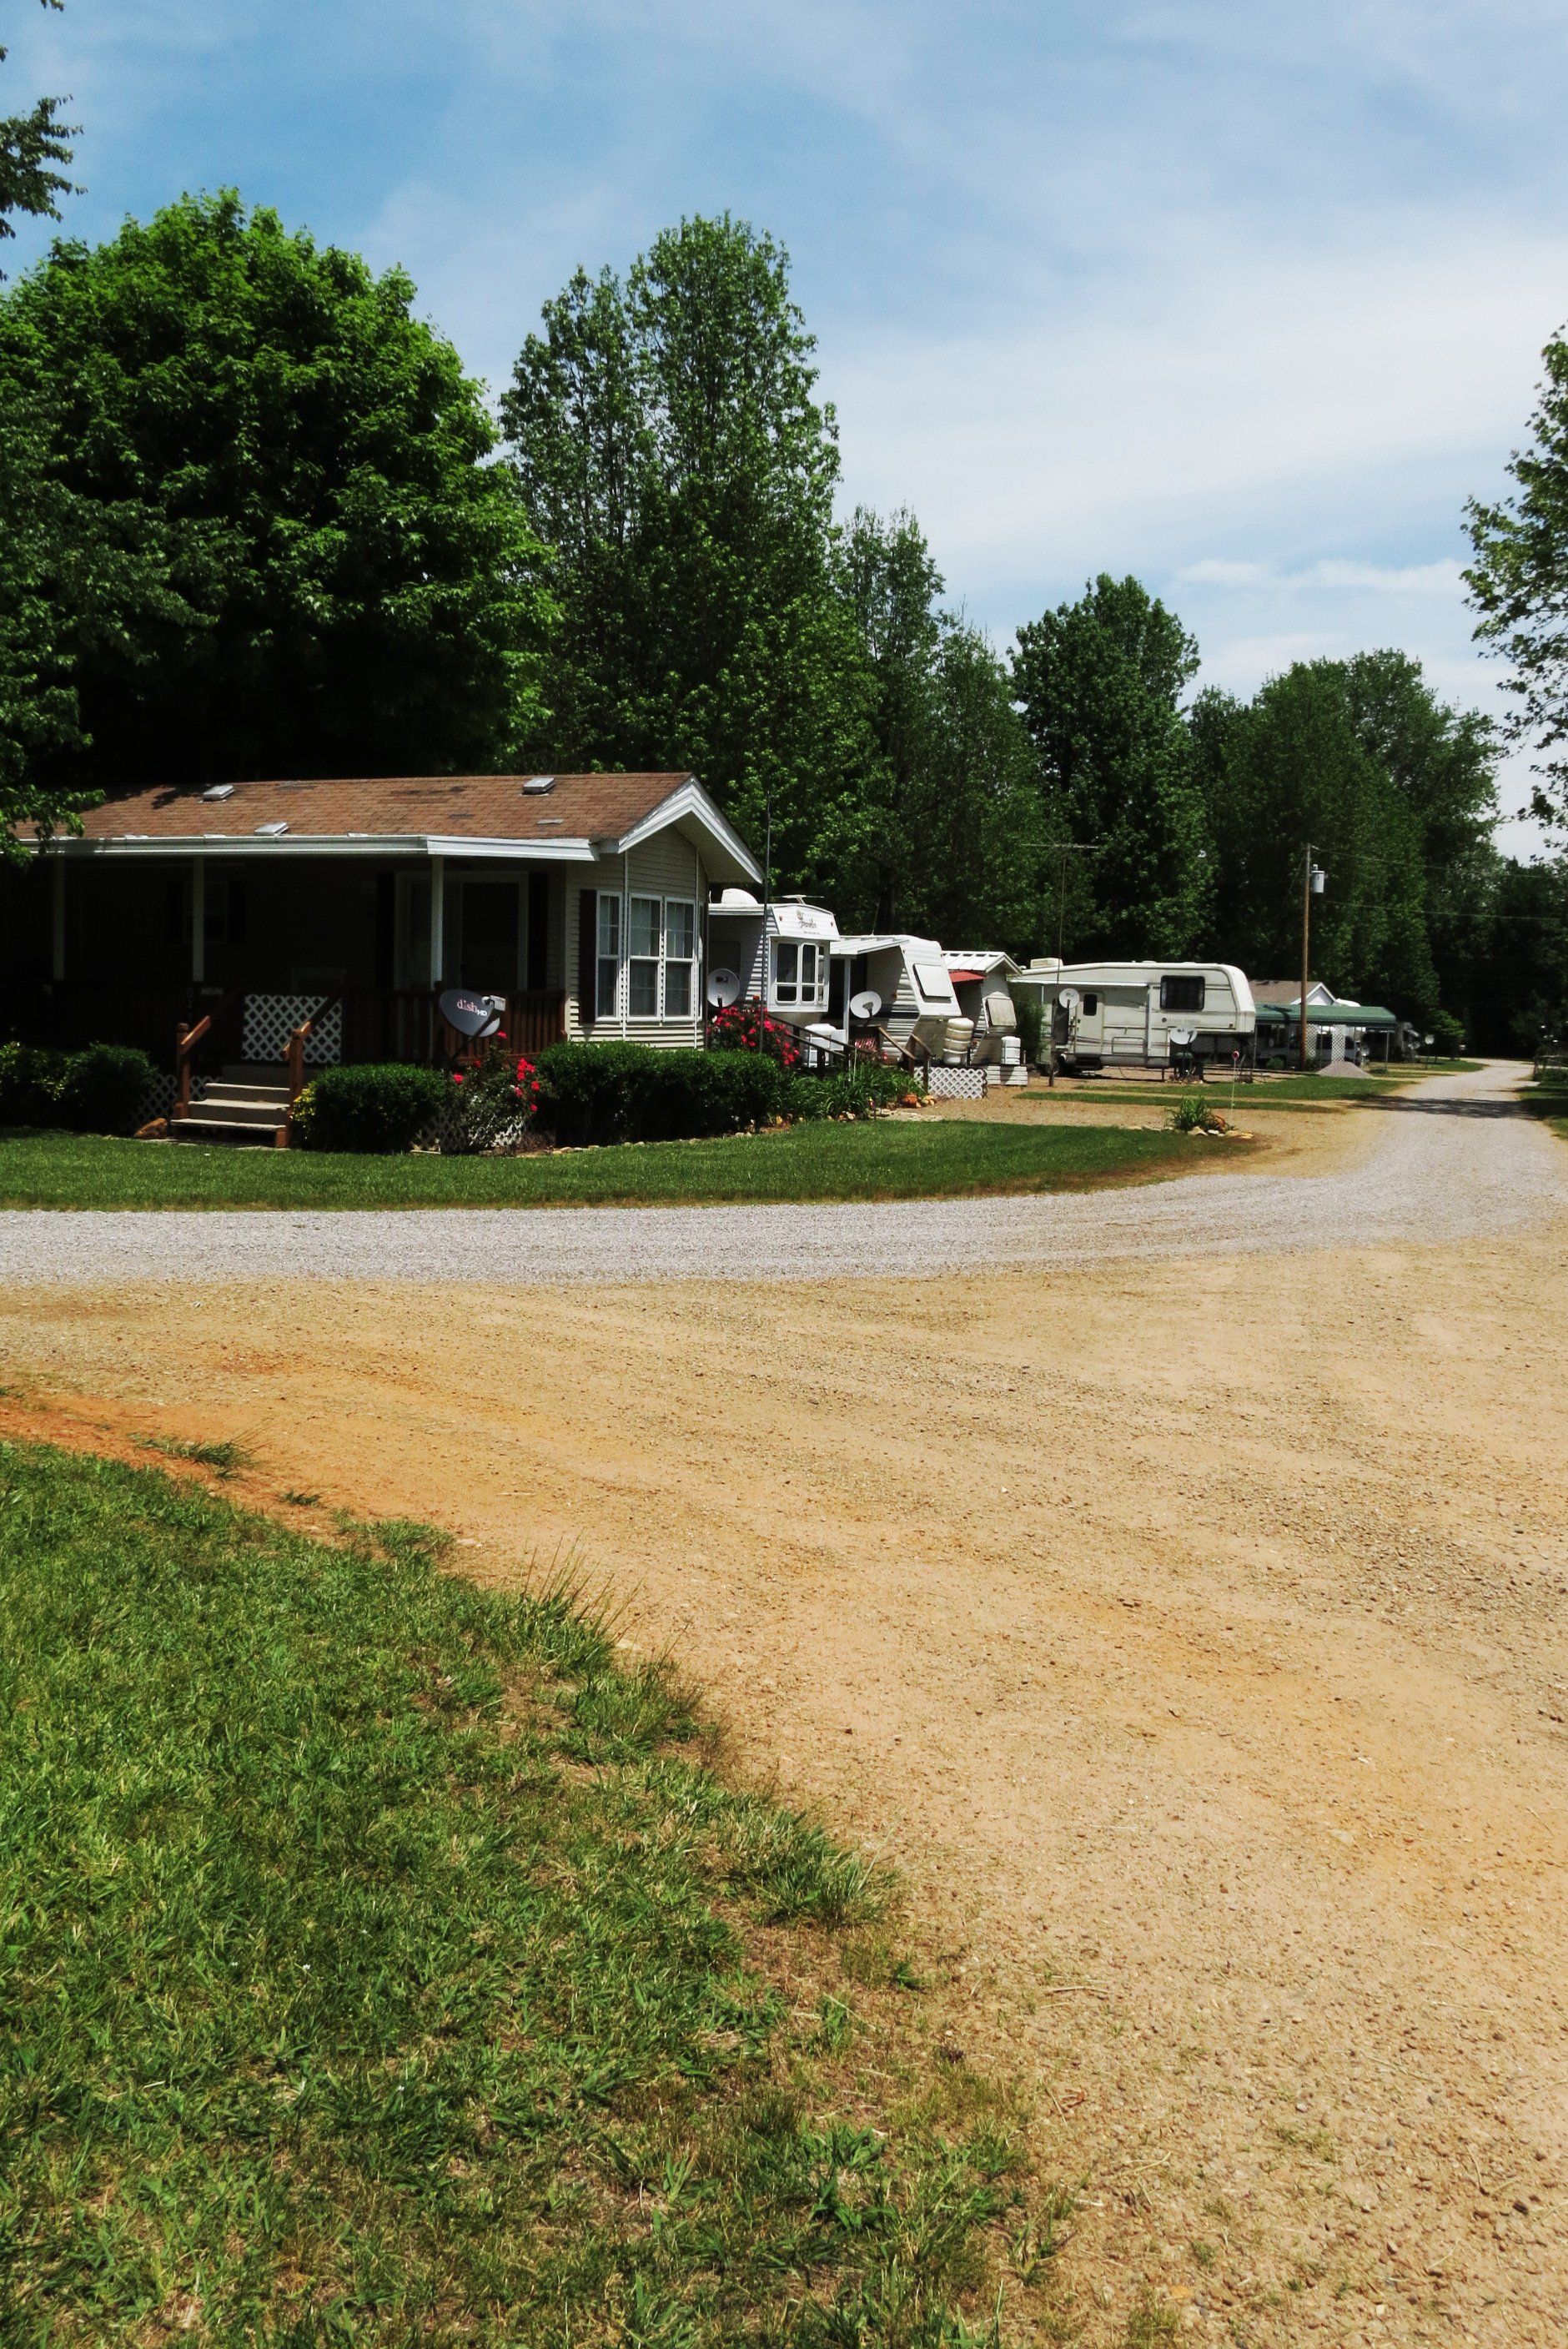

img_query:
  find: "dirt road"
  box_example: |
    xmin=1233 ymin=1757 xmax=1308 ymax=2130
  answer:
xmin=2 ymin=1067 xmax=1564 ymax=2344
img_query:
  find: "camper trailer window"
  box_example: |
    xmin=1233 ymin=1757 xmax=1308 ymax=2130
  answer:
xmin=913 ymin=963 xmax=949 ymax=1001
xmin=1160 ymin=974 xmax=1206 ymax=1013
xmin=1082 ymin=992 xmax=1098 ymax=1015
xmin=595 ymin=894 xmax=622 ymax=1019
xmin=773 ymin=938 xmax=822 ymax=1005
xmin=665 ymin=898 xmax=696 ymax=1017
xmin=628 ymin=896 xmax=661 ymax=1017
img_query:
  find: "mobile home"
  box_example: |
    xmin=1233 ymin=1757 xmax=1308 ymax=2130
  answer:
xmin=1011 ymin=958 xmax=1256 ymax=1071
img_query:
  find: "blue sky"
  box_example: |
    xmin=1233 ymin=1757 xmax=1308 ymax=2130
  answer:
xmin=7 ymin=0 xmax=1566 ymax=853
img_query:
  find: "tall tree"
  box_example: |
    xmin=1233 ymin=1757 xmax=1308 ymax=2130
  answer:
xmin=1012 ymin=575 xmax=1207 ymax=958
xmin=915 ymin=621 xmax=1042 ymax=952
xmin=836 ymin=506 xmax=943 ymax=927
xmin=0 ymin=190 xmax=550 ymax=798
xmin=833 ymin=506 xmax=1039 ymax=941
xmin=1 ymin=1 xmax=75 ymax=274
xmin=1467 ymin=327 xmax=1568 ymax=831
xmin=1193 ymin=652 xmax=1497 ymax=1019
xmin=1467 ymin=854 xmax=1568 ymax=1053
xmin=0 ymin=0 xmax=83 ymax=846
xmin=1239 ymin=661 xmax=1430 ymax=1004
xmin=501 ymin=215 xmax=872 ymax=883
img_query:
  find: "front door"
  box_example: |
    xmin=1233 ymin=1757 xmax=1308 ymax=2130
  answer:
xmin=459 ymin=882 xmax=520 ymax=991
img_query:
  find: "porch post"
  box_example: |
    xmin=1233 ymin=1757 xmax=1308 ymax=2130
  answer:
xmin=51 ymin=853 xmax=66 ymax=981
xmin=190 ymin=855 xmax=206 ymax=983
xmin=430 ymin=855 xmax=446 ymax=985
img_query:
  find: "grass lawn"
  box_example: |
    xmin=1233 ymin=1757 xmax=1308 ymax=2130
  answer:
xmin=0 ymin=1440 xmax=1042 ymax=2346
xmin=1521 ymin=1067 xmax=1568 ymax=1139
xmin=0 ymin=1115 xmax=1198 ymax=1210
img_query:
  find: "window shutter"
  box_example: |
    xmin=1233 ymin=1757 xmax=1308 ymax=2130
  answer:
xmin=527 ymin=873 xmax=550 ymax=990
xmin=577 ymin=889 xmax=596 ymax=1025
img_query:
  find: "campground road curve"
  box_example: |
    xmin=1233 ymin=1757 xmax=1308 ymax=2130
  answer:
xmin=0 ymin=1059 xmax=1560 ymax=1285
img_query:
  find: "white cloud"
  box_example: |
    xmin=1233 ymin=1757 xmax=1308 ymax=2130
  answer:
xmin=1179 ymin=557 xmax=1465 ymax=595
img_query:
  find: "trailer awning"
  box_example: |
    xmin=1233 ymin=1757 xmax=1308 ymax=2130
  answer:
xmin=1256 ymin=1001 xmax=1399 ymax=1031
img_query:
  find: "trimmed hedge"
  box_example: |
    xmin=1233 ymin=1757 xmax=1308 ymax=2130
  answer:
xmin=535 ymin=1042 xmax=912 ymax=1146
xmin=535 ymin=1044 xmax=785 ymax=1146
xmin=292 ymin=1063 xmax=449 ymax=1154
xmin=1 ymin=1041 xmax=154 ymax=1135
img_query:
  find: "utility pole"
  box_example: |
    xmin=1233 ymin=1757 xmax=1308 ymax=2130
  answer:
xmin=1299 ymin=844 xmax=1324 ymax=1072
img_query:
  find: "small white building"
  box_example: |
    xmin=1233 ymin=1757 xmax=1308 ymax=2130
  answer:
xmin=1012 ymin=958 xmax=1256 ymax=1071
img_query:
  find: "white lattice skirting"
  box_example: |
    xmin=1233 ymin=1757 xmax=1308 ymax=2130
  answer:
xmin=242 ymin=994 xmax=343 ymax=1065
xmin=925 ymin=1064 xmax=988 ymax=1099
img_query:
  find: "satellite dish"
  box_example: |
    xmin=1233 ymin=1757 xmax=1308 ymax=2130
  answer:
xmin=1059 ymin=987 xmax=1082 ymax=1016
xmin=1168 ymin=1027 xmax=1197 ymax=1048
xmin=706 ymin=968 xmax=741 ymax=1009
xmin=439 ymin=986 xmax=502 ymax=1040
xmin=848 ymin=989 xmax=882 ymax=1021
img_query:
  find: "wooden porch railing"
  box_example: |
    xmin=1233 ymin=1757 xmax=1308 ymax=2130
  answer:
xmin=173 ymin=990 xmax=243 ymax=1120
xmin=282 ymin=990 xmax=344 ymax=1148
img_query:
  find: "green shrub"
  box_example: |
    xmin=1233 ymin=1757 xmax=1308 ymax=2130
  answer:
xmin=535 ymin=1043 xmax=786 ymax=1145
xmin=55 ymin=1043 xmax=156 ymax=1136
xmin=1426 ymin=1009 xmax=1465 ymax=1058
xmin=294 ymin=1062 xmax=448 ymax=1154
xmin=1168 ymin=1092 xmax=1229 ymax=1134
xmin=784 ymin=1061 xmax=911 ymax=1122
xmin=1013 ymin=993 xmax=1044 ymax=1068
xmin=0 ymin=1042 xmax=70 ymax=1128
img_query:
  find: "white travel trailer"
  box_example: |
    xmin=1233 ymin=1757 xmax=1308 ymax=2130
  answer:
xmin=705 ymin=890 xmax=838 ymax=1024
xmin=1011 ymin=958 xmax=1256 ymax=1072
xmin=823 ymin=933 xmax=961 ymax=1050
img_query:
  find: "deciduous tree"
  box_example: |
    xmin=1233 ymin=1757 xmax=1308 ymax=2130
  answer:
xmin=0 ymin=191 xmax=550 ymax=799
xmin=1012 ymin=575 xmax=1207 ymax=957
xmin=1467 ymin=327 xmax=1568 ymax=831
xmin=502 ymin=216 xmax=873 ymax=885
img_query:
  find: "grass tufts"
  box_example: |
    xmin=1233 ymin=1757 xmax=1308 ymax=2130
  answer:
xmin=134 ymin=1431 xmax=254 ymax=1476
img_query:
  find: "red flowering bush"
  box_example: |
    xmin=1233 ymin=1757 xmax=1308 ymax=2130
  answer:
xmin=708 ymin=999 xmax=802 ymax=1068
xmin=441 ymin=1039 xmax=541 ymax=1154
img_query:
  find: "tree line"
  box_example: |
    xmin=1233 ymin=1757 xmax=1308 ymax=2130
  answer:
xmin=1 ymin=143 xmax=1564 ymax=1047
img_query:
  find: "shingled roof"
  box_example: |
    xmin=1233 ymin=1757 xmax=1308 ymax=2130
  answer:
xmin=18 ymin=772 xmax=763 ymax=883
xmin=48 ymin=772 xmax=691 ymax=843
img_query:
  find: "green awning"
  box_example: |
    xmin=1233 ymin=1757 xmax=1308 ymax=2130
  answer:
xmin=1256 ymin=1002 xmax=1399 ymax=1031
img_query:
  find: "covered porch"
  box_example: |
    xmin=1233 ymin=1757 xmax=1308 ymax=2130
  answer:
xmin=1 ymin=843 xmax=570 ymax=1076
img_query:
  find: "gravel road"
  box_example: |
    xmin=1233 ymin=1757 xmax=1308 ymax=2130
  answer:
xmin=1 ymin=1060 xmax=1560 ymax=1286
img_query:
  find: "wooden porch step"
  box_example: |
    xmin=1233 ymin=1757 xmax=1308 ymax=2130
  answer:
xmin=169 ymin=1116 xmax=285 ymax=1149
xmin=203 ymin=1081 xmax=292 ymax=1107
xmin=184 ymin=1093 xmax=289 ymax=1126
